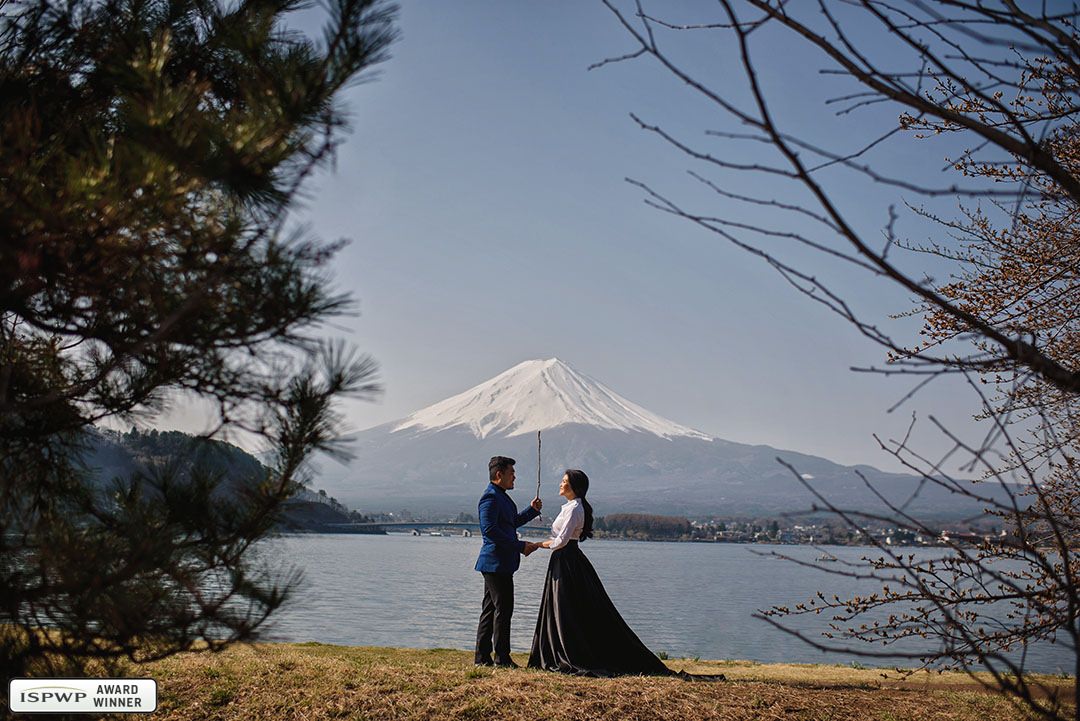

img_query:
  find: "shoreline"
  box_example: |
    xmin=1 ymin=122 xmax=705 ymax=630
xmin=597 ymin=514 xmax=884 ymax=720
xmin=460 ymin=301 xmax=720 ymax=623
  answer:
xmin=287 ymin=528 xmax=986 ymax=549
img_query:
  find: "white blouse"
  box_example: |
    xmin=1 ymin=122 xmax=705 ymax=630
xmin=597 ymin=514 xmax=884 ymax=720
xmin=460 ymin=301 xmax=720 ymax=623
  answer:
xmin=548 ymin=498 xmax=585 ymax=551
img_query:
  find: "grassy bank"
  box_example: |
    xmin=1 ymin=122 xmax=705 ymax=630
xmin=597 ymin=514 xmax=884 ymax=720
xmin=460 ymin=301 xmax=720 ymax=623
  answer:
xmin=135 ymin=643 xmax=1070 ymax=720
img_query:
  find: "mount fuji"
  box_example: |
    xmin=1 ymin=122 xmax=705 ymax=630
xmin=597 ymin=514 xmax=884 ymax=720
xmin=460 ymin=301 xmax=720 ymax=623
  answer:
xmin=393 ymin=358 xmax=712 ymax=442
xmin=322 ymin=358 xmax=984 ymax=518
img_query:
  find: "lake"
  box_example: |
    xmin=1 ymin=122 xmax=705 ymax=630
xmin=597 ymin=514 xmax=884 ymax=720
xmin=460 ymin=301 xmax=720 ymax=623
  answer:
xmin=259 ymin=533 xmax=1075 ymax=674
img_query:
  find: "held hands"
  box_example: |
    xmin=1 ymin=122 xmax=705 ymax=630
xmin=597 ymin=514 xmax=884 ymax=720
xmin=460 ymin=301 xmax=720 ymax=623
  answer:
xmin=530 ymin=497 xmax=543 ymax=512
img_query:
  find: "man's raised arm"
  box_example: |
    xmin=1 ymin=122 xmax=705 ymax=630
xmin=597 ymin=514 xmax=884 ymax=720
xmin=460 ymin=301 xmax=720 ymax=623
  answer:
xmin=515 ymin=501 xmax=540 ymax=528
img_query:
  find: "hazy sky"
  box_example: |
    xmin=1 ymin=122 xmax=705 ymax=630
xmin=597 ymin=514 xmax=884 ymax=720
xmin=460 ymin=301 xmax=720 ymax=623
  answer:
xmin=173 ymin=1 xmax=998 ymax=473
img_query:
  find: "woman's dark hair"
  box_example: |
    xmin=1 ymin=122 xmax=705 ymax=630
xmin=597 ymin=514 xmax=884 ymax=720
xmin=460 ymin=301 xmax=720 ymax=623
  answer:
xmin=565 ymin=469 xmax=594 ymax=542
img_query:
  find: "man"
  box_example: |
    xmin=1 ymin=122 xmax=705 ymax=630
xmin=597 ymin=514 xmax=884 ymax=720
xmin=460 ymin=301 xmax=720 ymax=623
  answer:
xmin=474 ymin=455 xmax=542 ymax=667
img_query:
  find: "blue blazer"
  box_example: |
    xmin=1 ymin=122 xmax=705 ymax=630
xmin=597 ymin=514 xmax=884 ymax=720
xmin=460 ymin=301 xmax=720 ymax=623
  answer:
xmin=474 ymin=483 xmax=540 ymax=574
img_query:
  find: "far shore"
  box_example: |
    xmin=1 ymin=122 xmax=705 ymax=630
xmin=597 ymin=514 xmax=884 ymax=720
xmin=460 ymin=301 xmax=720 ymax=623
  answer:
xmin=131 ymin=643 xmax=1072 ymax=720
xmin=290 ymin=527 xmax=992 ymax=549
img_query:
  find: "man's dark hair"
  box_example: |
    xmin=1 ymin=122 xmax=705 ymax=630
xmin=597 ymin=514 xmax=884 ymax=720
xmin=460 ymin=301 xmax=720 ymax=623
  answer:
xmin=489 ymin=456 xmax=516 ymax=481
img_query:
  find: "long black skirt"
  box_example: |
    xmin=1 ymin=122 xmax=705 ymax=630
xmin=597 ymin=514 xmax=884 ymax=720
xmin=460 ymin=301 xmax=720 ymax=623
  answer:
xmin=527 ymin=540 xmax=673 ymax=677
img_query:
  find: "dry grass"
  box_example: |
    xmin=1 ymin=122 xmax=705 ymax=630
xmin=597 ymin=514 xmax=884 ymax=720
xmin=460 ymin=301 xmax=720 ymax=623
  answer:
xmin=124 ymin=644 xmax=1072 ymax=721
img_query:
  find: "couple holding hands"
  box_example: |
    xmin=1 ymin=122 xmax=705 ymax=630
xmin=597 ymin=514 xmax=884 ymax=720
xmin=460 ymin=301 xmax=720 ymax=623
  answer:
xmin=473 ymin=455 xmax=671 ymax=677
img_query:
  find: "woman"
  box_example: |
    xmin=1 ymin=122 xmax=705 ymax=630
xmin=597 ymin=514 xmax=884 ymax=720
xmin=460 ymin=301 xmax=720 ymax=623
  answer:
xmin=527 ymin=469 xmax=673 ymax=676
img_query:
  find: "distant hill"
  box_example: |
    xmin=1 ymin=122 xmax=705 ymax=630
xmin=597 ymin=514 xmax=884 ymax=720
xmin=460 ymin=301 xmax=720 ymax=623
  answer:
xmin=77 ymin=428 xmax=360 ymax=532
xmin=79 ymin=427 xmax=264 ymax=486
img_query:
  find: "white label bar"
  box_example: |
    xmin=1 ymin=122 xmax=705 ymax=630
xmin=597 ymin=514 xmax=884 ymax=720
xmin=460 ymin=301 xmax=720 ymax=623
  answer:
xmin=9 ymin=678 xmax=157 ymax=713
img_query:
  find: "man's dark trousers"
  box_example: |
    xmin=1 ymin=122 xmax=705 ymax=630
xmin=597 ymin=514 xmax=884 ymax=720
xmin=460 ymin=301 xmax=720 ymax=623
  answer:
xmin=475 ymin=571 xmax=514 ymax=664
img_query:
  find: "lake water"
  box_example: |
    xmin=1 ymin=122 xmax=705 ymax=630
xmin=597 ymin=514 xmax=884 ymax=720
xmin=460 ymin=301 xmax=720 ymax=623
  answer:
xmin=259 ymin=533 xmax=1074 ymax=673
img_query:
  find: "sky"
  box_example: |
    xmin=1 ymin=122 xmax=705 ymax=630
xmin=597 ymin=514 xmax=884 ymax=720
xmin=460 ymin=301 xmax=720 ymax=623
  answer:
xmin=168 ymin=1 xmax=1004 ymax=473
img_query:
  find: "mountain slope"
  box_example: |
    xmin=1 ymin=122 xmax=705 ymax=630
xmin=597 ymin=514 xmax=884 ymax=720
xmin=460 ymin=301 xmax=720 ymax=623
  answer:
xmin=323 ymin=359 xmax=1000 ymax=518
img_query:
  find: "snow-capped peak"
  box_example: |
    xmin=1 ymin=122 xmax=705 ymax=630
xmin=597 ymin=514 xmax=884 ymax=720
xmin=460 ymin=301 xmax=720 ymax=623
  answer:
xmin=392 ymin=358 xmax=713 ymax=440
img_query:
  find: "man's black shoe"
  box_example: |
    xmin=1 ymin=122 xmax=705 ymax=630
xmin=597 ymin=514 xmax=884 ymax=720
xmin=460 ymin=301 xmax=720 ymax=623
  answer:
xmin=493 ymin=659 xmax=519 ymax=669
xmin=474 ymin=657 xmax=494 ymax=667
